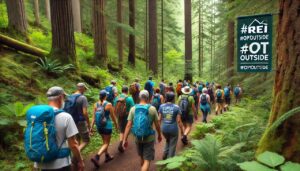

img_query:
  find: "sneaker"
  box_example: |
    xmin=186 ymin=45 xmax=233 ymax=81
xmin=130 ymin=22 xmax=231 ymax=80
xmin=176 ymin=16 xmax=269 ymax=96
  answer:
xmin=118 ymin=141 xmax=124 ymax=153
xmin=104 ymin=154 xmax=114 ymax=163
xmin=91 ymin=155 xmax=100 ymax=168
xmin=181 ymin=135 xmax=188 ymax=145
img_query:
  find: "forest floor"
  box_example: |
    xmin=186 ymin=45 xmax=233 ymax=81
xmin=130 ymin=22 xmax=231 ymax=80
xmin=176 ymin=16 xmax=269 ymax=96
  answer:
xmin=84 ymin=113 xmax=215 ymax=171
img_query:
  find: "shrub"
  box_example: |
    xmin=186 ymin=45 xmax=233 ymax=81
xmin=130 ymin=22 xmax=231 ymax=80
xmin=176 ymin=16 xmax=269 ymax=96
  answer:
xmin=35 ymin=57 xmax=75 ymax=76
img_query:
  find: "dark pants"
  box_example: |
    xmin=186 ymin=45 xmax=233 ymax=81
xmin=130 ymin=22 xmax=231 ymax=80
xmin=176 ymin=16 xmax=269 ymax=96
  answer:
xmin=163 ymin=132 xmax=178 ymax=159
xmin=42 ymin=165 xmax=71 ymax=171
xmin=201 ymin=109 xmax=208 ymax=123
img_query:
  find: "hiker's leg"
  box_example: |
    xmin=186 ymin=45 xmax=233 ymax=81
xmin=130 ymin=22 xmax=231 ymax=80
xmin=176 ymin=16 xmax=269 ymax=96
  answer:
xmin=142 ymin=141 xmax=155 ymax=170
xmin=168 ymin=134 xmax=178 ymax=158
xmin=141 ymin=160 xmax=150 ymax=171
xmin=77 ymin=121 xmax=90 ymax=151
xmin=163 ymin=133 xmax=170 ymax=159
xmin=184 ymin=123 xmax=192 ymax=136
xmin=97 ymin=134 xmax=111 ymax=156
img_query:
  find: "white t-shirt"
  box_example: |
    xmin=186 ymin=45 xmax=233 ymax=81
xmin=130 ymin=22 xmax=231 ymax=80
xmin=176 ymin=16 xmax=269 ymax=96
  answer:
xmin=37 ymin=108 xmax=78 ymax=170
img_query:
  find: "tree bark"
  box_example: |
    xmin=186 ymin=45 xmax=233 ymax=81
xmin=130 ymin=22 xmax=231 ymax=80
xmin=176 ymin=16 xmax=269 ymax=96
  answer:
xmin=148 ymin=0 xmax=158 ymax=75
xmin=117 ymin=0 xmax=123 ymax=69
xmin=184 ymin=0 xmax=192 ymax=82
xmin=93 ymin=0 xmax=107 ymax=66
xmin=128 ymin=0 xmax=136 ymax=66
xmin=72 ymin=0 xmax=82 ymax=32
xmin=45 ymin=0 xmax=51 ymax=21
xmin=5 ymin=0 xmax=27 ymax=34
xmin=50 ymin=0 xmax=76 ymax=65
xmin=145 ymin=0 xmax=148 ymax=70
xmin=227 ymin=20 xmax=234 ymax=80
xmin=33 ymin=0 xmax=40 ymax=26
xmin=198 ymin=0 xmax=202 ymax=77
xmin=257 ymin=0 xmax=300 ymax=162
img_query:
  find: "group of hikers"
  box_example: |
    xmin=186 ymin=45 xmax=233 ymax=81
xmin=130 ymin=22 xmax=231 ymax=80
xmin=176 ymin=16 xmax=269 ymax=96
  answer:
xmin=24 ymin=77 xmax=242 ymax=171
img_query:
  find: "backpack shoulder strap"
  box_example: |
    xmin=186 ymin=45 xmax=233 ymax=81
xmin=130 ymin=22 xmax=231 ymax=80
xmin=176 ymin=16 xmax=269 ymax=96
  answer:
xmin=54 ymin=109 xmax=64 ymax=115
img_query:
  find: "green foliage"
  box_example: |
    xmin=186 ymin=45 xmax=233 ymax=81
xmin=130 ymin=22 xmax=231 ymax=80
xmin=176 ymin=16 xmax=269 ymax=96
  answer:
xmin=238 ymin=151 xmax=300 ymax=171
xmin=192 ymin=123 xmax=216 ymax=139
xmin=35 ymin=57 xmax=75 ymax=75
xmin=0 ymin=101 xmax=34 ymax=117
xmin=0 ymin=3 xmax=8 ymax=28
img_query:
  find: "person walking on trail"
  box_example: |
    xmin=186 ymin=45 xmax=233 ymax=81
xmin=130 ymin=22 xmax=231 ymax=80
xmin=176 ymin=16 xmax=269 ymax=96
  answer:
xmin=113 ymin=86 xmax=135 ymax=153
xmin=215 ymin=84 xmax=225 ymax=115
xmin=105 ymin=80 xmax=118 ymax=103
xmin=177 ymin=86 xmax=197 ymax=145
xmin=130 ymin=78 xmax=141 ymax=104
xmin=234 ymin=84 xmax=242 ymax=103
xmin=176 ymin=80 xmax=183 ymax=97
xmin=198 ymin=82 xmax=204 ymax=95
xmin=144 ymin=76 xmax=155 ymax=100
xmin=199 ymin=88 xmax=211 ymax=123
xmin=159 ymin=79 xmax=167 ymax=97
xmin=151 ymin=88 xmax=164 ymax=112
xmin=90 ymin=90 xmax=118 ymax=168
xmin=166 ymin=82 xmax=175 ymax=93
xmin=158 ymin=92 xmax=184 ymax=160
xmin=122 ymin=90 xmax=162 ymax=171
xmin=190 ymin=84 xmax=199 ymax=115
xmin=224 ymin=84 xmax=232 ymax=111
xmin=207 ymin=83 xmax=215 ymax=105
xmin=27 ymin=86 xmax=84 ymax=171
xmin=64 ymin=83 xmax=90 ymax=152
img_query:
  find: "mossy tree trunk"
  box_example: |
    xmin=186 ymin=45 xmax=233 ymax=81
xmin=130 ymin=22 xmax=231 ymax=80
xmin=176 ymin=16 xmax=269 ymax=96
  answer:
xmin=93 ymin=0 xmax=107 ymax=67
xmin=72 ymin=0 xmax=82 ymax=33
xmin=148 ymin=0 xmax=158 ymax=75
xmin=184 ymin=0 xmax=192 ymax=82
xmin=5 ymin=0 xmax=27 ymax=34
xmin=50 ymin=0 xmax=76 ymax=65
xmin=227 ymin=20 xmax=234 ymax=80
xmin=45 ymin=0 xmax=51 ymax=21
xmin=33 ymin=0 xmax=40 ymax=26
xmin=128 ymin=0 xmax=136 ymax=66
xmin=257 ymin=0 xmax=300 ymax=162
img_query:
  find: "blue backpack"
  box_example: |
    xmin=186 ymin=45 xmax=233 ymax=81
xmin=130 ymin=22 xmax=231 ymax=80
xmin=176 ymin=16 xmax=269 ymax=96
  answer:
xmin=198 ymin=84 xmax=203 ymax=93
xmin=151 ymin=94 xmax=161 ymax=111
xmin=105 ymin=86 xmax=115 ymax=102
xmin=24 ymin=105 xmax=70 ymax=162
xmin=132 ymin=104 xmax=154 ymax=140
xmin=224 ymin=87 xmax=230 ymax=97
xmin=216 ymin=90 xmax=222 ymax=99
xmin=179 ymin=95 xmax=190 ymax=119
xmin=144 ymin=81 xmax=153 ymax=95
xmin=200 ymin=94 xmax=208 ymax=105
xmin=95 ymin=102 xmax=107 ymax=129
xmin=63 ymin=94 xmax=82 ymax=123
xmin=234 ymin=87 xmax=240 ymax=96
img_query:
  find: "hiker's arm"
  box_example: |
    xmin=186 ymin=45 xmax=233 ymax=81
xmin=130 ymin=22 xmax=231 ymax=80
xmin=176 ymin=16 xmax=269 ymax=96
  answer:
xmin=177 ymin=115 xmax=184 ymax=135
xmin=82 ymin=106 xmax=90 ymax=130
xmin=192 ymin=103 xmax=197 ymax=119
xmin=68 ymin=136 xmax=84 ymax=169
xmin=90 ymin=104 xmax=96 ymax=131
xmin=154 ymin=119 xmax=162 ymax=142
xmin=109 ymin=104 xmax=118 ymax=131
xmin=123 ymin=120 xmax=132 ymax=142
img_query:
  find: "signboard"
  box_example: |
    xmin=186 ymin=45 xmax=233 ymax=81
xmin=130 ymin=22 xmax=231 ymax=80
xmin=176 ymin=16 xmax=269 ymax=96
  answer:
xmin=237 ymin=14 xmax=272 ymax=72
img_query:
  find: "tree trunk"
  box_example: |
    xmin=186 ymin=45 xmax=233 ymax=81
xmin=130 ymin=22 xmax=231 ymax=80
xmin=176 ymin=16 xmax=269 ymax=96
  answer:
xmin=50 ymin=0 xmax=76 ymax=65
xmin=145 ymin=0 xmax=148 ymax=70
xmin=72 ymin=0 xmax=82 ymax=32
xmin=117 ymin=0 xmax=123 ymax=69
xmin=128 ymin=0 xmax=135 ymax=66
xmin=93 ymin=0 xmax=107 ymax=66
xmin=148 ymin=0 xmax=158 ymax=75
xmin=184 ymin=0 xmax=192 ymax=82
xmin=33 ymin=0 xmax=40 ymax=26
xmin=45 ymin=0 xmax=51 ymax=20
xmin=257 ymin=0 xmax=300 ymax=162
xmin=5 ymin=0 xmax=27 ymax=34
xmin=227 ymin=20 xmax=234 ymax=80
xmin=161 ymin=0 xmax=164 ymax=79
xmin=198 ymin=0 xmax=202 ymax=77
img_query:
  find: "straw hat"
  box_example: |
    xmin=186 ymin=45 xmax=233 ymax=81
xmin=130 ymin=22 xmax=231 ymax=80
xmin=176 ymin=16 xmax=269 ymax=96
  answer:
xmin=181 ymin=86 xmax=193 ymax=95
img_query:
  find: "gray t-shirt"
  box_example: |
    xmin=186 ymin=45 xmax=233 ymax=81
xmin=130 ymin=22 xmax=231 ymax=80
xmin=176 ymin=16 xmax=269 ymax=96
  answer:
xmin=75 ymin=94 xmax=88 ymax=121
xmin=37 ymin=108 xmax=78 ymax=169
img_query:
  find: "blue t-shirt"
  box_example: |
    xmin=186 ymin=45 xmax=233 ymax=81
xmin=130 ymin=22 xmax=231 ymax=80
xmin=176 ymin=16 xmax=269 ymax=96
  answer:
xmin=158 ymin=103 xmax=181 ymax=135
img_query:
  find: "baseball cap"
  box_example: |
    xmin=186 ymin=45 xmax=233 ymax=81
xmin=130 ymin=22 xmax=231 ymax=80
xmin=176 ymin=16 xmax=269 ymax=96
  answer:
xmin=99 ymin=90 xmax=108 ymax=96
xmin=77 ymin=82 xmax=88 ymax=89
xmin=139 ymin=90 xmax=149 ymax=99
xmin=47 ymin=86 xmax=68 ymax=97
xmin=111 ymin=80 xmax=117 ymax=84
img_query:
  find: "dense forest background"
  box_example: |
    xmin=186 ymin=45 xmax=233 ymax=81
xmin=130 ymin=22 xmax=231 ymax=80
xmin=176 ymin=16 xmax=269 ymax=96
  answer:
xmin=0 ymin=0 xmax=299 ymax=170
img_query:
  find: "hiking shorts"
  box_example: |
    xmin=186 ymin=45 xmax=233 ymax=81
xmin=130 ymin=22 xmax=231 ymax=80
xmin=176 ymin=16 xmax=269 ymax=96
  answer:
xmin=225 ymin=97 xmax=231 ymax=104
xmin=76 ymin=121 xmax=90 ymax=142
xmin=181 ymin=114 xmax=193 ymax=124
xmin=216 ymin=98 xmax=223 ymax=104
xmin=135 ymin=141 xmax=155 ymax=161
xmin=118 ymin=116 xmax=128 ymax=133
xmin=97 ymin=127 xmax=112 ymax=135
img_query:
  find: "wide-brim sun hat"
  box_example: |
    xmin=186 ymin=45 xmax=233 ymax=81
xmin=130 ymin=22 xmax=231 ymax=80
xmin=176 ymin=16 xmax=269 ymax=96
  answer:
xmin=181 ymin=86 xmax=193 ymax=95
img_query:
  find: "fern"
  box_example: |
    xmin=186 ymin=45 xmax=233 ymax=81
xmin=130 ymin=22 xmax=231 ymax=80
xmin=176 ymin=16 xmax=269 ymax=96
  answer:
xmin=35 ymin=57 xmax=75 ymax=75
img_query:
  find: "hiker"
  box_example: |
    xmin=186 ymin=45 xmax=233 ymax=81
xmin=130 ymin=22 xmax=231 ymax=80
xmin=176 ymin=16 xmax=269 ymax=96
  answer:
xmin=198 ymin=82 xmax=204 ymax=95
xmin=165 ymin=82 xmax=175 ymax=93
xmin=159 ymin=79 xmax=167 ymax=97
xmin=129 ymin=78 xmax=141 ymax=104
xmin=113 ymin=86 xmax=135 ymax=153
xmin=223 ymin=84 xmax=231 ymax=111
xmin=199 ymin=88 xmax=211 ymax=123
xmin=207 ymin=83 xmax=215 ymax=105
xmin=158 ymin=92 xmax=184 ymax=159
xmin=215 ymin=84 xmax=224 ymax=115
xmin=64 ymin=83 xmax=90 ymax=152
xmin=151 ymin=88 xmax=164 ymax=112
xmin=177 ymin=86 xmax=197 ymax=145
xmin=191 ymin=84 xmax=199 ymax=114
xmin=144 ymin=76 xmax=155 ymax=100
xmin=105 ymin=80 xmax=118 ymax=103
xmin=234 ymin=84 xmax=243 ymax=103
xmin=25 ymin=86 xmax=84 ymax=171
xmin=90 ymin=90 xmax=118 ymax=168
xmin=122 ymin=90 xmax=162 ymax=171
xmin=176 ymin=80 xmax=183 ymax=97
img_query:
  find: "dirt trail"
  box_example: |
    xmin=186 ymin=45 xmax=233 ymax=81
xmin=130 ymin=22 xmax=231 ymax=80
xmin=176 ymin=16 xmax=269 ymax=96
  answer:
xmin=84 ymin=113 xmax=215 ymax=171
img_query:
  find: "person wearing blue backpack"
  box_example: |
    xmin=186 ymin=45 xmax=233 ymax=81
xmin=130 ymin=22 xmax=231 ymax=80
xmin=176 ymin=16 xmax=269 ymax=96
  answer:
xmin=199 ymin=88 xmax=211 ymax=123
xmin=234 ymin=84 xmax=242 ymax=103
xmin=144 ymin=76 xmax=155 ymax=100
xmin=122 ymin=90 xmax=162 ymax=171
xmin=25 ymin=86 xmax=84 ymax=171
xmin=223 ymin=84 xmax=232 ymax=111
xmin=151 ymin=88 xmax=164 ymax=112
xmin=90 ymin=90 xmax=118 ymax=168
xmin=158 ymin=92 xmax=184 ymax=159
xmin=105 ymin=80 xmax=119 ymax=103
xmin=215 ymin=84 xmax=224 ymax=115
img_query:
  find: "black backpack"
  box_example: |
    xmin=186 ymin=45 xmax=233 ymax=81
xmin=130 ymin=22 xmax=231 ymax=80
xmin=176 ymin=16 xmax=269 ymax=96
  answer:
xmin=200 ymin=94 xmax=207 ymax=105
xmin=179 ymin=95 xmax=190 ymax=119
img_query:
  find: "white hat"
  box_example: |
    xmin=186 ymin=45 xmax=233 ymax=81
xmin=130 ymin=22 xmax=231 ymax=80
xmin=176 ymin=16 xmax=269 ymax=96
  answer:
xmin=181 ymin=86 xmax=193 ymax=95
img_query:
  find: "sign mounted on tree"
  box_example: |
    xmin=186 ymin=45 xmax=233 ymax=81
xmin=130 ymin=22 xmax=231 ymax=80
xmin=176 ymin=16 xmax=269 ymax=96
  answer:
xmin=237 ymin=14 xmax=272 ymax=72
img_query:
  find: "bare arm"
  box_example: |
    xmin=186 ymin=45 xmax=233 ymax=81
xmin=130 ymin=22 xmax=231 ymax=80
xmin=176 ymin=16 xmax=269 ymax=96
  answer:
xmin=90 ymin=104 xmax=97 ymax=130
xmin=176 ymin=115 xmax=184 ymax=134
xmin=123 ymin=120 xmax=133 ymax=142
xmin=68 ymin=136 xmax=84 ymax=169
xmin=108 ymin=103 xmax=118 ymax=130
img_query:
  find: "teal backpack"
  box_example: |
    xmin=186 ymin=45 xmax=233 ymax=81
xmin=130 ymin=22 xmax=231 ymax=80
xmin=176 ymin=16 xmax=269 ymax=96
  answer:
xmin=131 ymin=104 xmax=154 ymax=140
xmin=151 ymin=94 xmax=161 ymax=111
xmin=224 ymin=87 xmax=230 ymax=97
xmin=216 ymin=90 xmax=222 ymax=99
xmin=95 ymin=102 xmax=108 ymax=129
xmin=24 ymin=105 xmax=70 ymax=162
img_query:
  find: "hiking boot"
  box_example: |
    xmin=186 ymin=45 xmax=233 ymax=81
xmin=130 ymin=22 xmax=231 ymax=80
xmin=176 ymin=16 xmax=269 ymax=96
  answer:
xmin=118 ymin=141 xmax=124 ymax=153
xmin=91 ymin=155 xmax=100 ymax=168
xmin=104 ymin=154 xmax=114 ymax=163
xmin=162 ymin=153 xmax=168 ymax=160
xmin=181 ymin=135 xmax=188 ymax=145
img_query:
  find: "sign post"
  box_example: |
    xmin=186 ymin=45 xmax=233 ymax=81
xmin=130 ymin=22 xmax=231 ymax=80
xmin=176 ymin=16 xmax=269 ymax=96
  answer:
xmin=237 ymin=14 xmax=272 ymax=72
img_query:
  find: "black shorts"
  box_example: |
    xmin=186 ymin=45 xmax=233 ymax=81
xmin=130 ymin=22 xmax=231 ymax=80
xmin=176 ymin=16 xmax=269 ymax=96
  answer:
xmin=97 ymin=128 xmax=112 ymax=135
xmin=216 ymin=98 xmax=223 ymax=104
xmin=135 ymin=141 xmax=155 ymax=161
xmin=181 ymin=114 xmax=193 ymax=124
xmin=225 ymin=97 xmax=231 ymax=104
